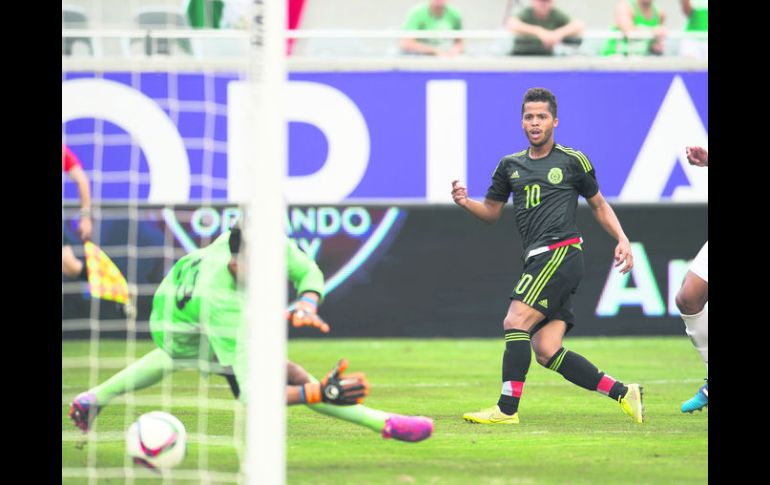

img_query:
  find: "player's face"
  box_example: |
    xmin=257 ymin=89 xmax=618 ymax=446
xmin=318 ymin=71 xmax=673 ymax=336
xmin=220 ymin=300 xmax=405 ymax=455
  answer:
xmin=521 ymin=102 xmax=558 ymax=147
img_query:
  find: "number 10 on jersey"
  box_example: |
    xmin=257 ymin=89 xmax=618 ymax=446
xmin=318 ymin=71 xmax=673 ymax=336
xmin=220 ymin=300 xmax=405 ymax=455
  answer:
xmin=523 ymin=184 xmax=541 ymax=209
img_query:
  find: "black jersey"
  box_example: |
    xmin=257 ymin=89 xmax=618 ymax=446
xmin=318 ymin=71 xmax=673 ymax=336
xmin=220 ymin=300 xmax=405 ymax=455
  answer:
xmin=485 ymin=143 xmax=599 ymax=259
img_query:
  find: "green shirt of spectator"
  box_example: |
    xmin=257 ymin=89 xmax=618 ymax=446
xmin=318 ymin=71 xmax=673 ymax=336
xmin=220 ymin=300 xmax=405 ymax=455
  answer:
xmin=679 ymin=0 xmax=707 ymax=58
xmin=507 ymin=1 xmax=584 ymax=56
xmin=401 ymin=1 xmax=464 ymax=56
xmin=602 ymin=0 xmax=667 ymax=56
xmin=683 ymin=0 xmax=708 ymax=32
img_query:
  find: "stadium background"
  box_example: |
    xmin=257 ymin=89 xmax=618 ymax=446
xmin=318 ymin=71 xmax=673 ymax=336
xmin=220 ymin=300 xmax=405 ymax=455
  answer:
xmin=62 ymin=1 xmax=708 ymax=483
xmin=62 ymin=0 xmax=707 ymax=339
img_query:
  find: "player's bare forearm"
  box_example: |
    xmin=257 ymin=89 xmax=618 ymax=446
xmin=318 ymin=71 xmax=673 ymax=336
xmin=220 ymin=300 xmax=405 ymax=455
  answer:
xmin=588 ymin=196 xmax=627 ymax=243
xmin=287 ymin=386 xmax=303 ymax=405
xmin=451 ymin=180 xmax=504 ymax=224
xmin=462 ymin=198 xmax=503 ymax=224
xmin=587 ymin=192 xmax=633 ymax=273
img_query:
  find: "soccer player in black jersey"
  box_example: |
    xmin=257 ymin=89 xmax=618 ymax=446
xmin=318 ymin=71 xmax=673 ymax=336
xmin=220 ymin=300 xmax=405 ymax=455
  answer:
xmin=452 ymin=87 xmax=644 ymax=424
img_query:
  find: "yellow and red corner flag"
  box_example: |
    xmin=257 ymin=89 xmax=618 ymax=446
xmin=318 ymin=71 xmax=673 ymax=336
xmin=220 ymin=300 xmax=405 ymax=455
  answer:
xmin=84 ymin=241 xmax=129 ymax=304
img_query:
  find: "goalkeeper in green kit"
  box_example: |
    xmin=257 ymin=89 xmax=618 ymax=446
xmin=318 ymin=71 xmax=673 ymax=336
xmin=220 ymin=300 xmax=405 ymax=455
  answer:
xmin=69 ymin=227 xmax=433 ymax=442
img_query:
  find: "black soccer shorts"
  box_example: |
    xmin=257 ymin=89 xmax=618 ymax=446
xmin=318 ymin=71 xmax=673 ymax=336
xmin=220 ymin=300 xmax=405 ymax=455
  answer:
xmin=509 ymin=244 xmax=584 ymax=335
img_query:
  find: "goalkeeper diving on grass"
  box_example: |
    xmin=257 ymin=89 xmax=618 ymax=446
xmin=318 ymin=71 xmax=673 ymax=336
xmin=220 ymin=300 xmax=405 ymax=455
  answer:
xmin=69 ymin=227 xmax=433 ymax=442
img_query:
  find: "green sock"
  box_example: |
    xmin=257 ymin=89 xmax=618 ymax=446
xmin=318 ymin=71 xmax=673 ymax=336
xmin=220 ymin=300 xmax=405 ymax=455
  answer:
xmin=91 ymin=348 xmax=176 ymax=406
xmin=304 ymin=374 xmax=389 ymax=433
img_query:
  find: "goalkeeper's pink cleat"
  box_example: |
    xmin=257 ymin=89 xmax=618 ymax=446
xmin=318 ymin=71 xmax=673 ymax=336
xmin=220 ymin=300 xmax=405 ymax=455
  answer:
xmin=69 ymin=392 xmax=101 ymax=433
xmin=382 ymin=415 xmax=434 ymax=442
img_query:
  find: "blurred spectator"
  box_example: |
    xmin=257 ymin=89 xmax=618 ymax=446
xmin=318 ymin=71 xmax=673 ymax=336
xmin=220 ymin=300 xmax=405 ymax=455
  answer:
xmin=401 ymin=0 xmax=464 ymax=57
xmin=506 ymin=0 xmax=584 ymax=56
xmin=679 ymin=0 xmax=708 ymax=58
xmin=602 ymin=0 xmax=667 ymax=56
xmin=186 ymin=0 xmax=224 ymax=28
xmin=185 ymin=0 xmax=252 ymax=29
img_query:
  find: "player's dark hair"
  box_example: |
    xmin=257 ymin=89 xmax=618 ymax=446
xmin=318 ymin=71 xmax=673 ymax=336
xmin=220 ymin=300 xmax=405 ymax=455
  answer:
xmin=521 ymin=88 xmax=557 ymax=118
xmin=229 ymin=226 xmax=242 ymax=255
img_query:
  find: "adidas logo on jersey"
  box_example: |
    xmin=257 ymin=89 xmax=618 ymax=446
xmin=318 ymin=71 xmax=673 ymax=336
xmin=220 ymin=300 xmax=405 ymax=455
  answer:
xmin=538 ymin=299 xmax=548 ymax=309
xmin=510 ymin=171 xmax=520 ymax=179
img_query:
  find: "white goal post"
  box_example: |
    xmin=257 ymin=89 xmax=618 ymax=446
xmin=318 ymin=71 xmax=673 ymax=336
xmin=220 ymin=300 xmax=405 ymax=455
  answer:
xmin=243 ymin=1 xmax=288 ymax=484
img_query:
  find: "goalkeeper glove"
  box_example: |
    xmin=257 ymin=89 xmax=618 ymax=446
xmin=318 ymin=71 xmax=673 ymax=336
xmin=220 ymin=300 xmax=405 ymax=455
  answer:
xmin=303 ymin=359 xmax=369 ymax=405
xmin=287 ymin=294 xmax=330 ymax=333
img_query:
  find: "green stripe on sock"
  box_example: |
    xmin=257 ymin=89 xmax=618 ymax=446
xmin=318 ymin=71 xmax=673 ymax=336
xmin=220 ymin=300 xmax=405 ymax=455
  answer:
xmin=505 ymin=332 xmax=530 ymax=341
xmin=549 ymin=349 xmax=567 ymax=371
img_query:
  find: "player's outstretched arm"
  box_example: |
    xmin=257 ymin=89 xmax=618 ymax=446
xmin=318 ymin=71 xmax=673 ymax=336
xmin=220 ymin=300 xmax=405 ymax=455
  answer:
xmin=451 ymin=180 xmax=505 ymax=224
xmin=286 ymin=291 xmax=330 ymax=333
xmin=585 ymin=191 xmax=633 ymax=274
xmin=286 ymin=239 xmax=329 ymax=332
xmin=288 ymin=359 xmax=369 ymax=406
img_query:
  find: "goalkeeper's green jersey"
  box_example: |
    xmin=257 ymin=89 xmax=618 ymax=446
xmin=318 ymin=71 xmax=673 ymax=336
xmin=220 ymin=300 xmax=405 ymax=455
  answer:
xmin=149 ymin=231 xmax=325 ymax=369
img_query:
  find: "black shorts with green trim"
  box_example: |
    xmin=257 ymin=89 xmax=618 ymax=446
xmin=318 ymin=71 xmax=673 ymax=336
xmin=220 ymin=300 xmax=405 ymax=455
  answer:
xmin=510 ymin=244 xmax=584 ymax=335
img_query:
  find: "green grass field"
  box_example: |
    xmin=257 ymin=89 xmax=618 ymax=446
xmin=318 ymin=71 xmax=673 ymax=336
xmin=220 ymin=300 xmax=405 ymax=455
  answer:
xmin=62 ymin=337 xmax=707 ymax=484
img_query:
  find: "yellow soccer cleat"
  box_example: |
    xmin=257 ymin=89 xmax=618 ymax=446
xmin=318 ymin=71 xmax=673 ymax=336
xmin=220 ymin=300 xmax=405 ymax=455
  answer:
xmin=619 ymin=383 xmax=645 ymax=423
xmin=463 ymin=405 xmax=519 ymax=424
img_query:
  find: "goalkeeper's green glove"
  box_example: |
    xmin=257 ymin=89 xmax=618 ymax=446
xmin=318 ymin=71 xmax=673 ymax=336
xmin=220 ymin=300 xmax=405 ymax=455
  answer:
xmin=303 ymin=359 xmax=369 ymax=405
xmin=287 ymin=293 xmax=330 ymax=333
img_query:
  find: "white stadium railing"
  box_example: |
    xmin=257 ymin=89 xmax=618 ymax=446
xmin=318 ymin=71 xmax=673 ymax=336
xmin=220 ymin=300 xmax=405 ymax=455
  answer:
xmin=62 ymin=28 xmax=708 ymax=60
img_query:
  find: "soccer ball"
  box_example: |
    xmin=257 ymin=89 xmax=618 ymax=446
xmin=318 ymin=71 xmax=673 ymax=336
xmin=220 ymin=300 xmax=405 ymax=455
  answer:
xmin=126 ymin=411 xmax=187 ymax=470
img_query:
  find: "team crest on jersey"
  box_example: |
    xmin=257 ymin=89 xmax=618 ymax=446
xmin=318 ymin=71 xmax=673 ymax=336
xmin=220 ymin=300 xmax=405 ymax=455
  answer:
xmin=548 ymin=168 xmax=563 ymax=184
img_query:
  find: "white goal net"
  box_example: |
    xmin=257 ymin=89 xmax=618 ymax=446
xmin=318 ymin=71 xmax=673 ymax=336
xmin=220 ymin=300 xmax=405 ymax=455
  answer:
xmin=62 ymin=1 xmax=286 ymax=483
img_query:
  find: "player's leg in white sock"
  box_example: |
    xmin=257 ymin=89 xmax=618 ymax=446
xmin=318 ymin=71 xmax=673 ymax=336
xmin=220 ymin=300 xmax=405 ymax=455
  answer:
xmin=676 ymin=267 xmax=708 ymax=369
xmin=680 ymin=303 xmax=708 ymax=369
